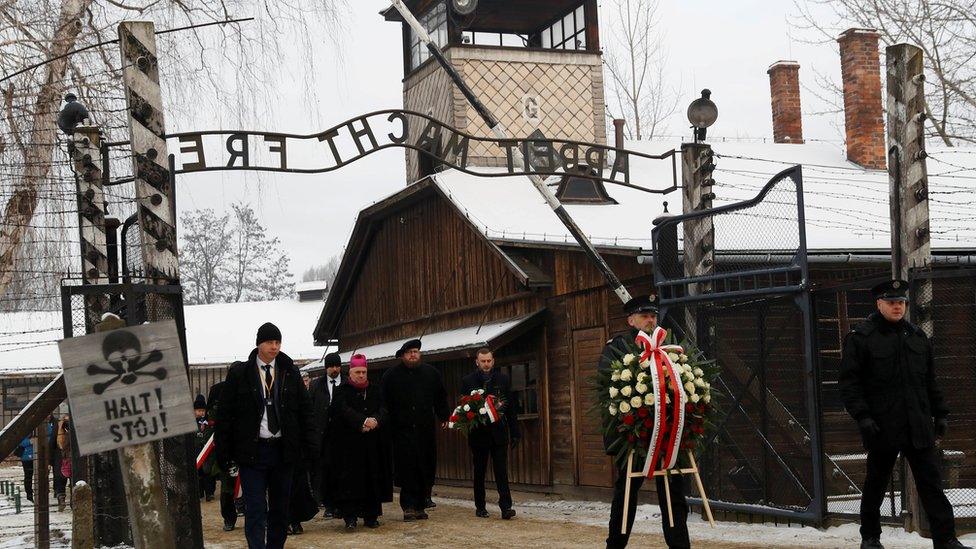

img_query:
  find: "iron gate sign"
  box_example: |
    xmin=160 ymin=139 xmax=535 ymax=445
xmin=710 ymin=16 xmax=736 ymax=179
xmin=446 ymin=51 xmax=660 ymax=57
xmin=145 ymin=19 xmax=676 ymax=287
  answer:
xmin=58 ymin=320 xmax=196 ymax=455
xmin=165 ymin=109 xmax=677 ymax=192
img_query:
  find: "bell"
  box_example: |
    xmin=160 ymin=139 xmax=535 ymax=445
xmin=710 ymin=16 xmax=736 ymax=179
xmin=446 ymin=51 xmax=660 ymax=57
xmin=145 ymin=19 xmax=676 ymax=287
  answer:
xmin=57 ymin=93 xmax=89 ymax=135
xmin=452 ymin=0 xmax=478 ymax=15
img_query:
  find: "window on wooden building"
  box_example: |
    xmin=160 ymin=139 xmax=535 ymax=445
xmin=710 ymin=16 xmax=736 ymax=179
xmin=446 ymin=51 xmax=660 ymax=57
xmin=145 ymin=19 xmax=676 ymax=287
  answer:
xmin=540 ymin=5 xmax=587 ymax=51
xmin=555 ymin=165 xmax=617 ymax=204
xmin=501 ymin=360 xmax=539 ymax=417
xmin=409 ymin=1 xmax=448 ymax=70
xmin=461 ymin=31 xmax=529 ymax=47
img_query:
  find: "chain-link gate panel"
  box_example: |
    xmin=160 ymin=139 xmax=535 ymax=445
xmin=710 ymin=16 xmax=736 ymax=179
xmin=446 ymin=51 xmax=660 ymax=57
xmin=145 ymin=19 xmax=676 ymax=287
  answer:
xmin=60 ymin=282 xmax=201 ymax=547
xmin=652 ymin=165 xmax=824 ymax=523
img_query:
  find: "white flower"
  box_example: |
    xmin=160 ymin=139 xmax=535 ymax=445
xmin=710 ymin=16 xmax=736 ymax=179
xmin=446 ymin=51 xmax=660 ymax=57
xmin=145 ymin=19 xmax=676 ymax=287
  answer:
xmin=679 ymin=353 xmax=688 ymax=363
xmin=621 ymin=385 xmax=632 ymax=397
xmin=637 ymin=372 xmax=648 ymax=382
xmin=667 ymin=352 xmax=680 ymax=363
xmin=609 ymin=387 xmax=619 ymax=398
xmin=640 ymin=359 xmax=652 ymax=370
xmin=690 ymin=393 xmax=700 ymax=403
xmin=703 ymin=393 xmax=711 ymax=404
xmin=704 ymin=382 xmax=710 ymax=390
xmin=630 ymin=396 xmax=643 ymax=409
xmin=644 ymin=393 xmax=655 ymax=405
xmin=694 ymin=378 xmax=706 ymax=388
xmin=622 ymin=353 xmax=636 ymax=365
xmin=479 ymin=408 xmax=487 ymax=414
xmin=463 ymin=404 xmax=471 ymax=412
xmin=684 ymin=372 xmax=695 ymax=382
xmin=455 ymin=406 xmax=462 ymax=413
xmin=683 ymin=364 xmax=693 ymax=373
xmin=609 ymin=404 xmax=618 ymax=416
xmin=694 ymin=367 xmax=704 ymax=377
xmin=611 ymin=371 xmax=620 ymax=382
xmin=620 ymin=369 xmax=633 ymax=382
xmin=684 ymin=381 xmax=696 ymax=394
xmin=619 ymin=401 xmax=632 ymax=414
xmin=636 ymin=383 xmax=649 ymax=394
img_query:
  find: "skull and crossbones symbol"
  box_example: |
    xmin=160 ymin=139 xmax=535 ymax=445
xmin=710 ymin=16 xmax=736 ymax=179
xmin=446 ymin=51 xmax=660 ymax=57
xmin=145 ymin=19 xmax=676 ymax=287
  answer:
xmin=87 ymin=329 xmax=166 ymax=394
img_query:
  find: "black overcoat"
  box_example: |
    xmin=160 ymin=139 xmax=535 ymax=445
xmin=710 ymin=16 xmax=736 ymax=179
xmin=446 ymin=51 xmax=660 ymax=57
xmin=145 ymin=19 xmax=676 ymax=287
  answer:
xmin=329 ymin=383 xmax=393 ymax=507
xmin=839 ymin=313 xmax=949 ymax=449
xmin=309 ymin=374 xmax=347 ymax=459
xmin=381 ymin=362 xmax=450 ymax=491
xmin=214 ymin=349 xmax=318 ymax=468
xmin=459 ymin=369 xmax=521 ymax=448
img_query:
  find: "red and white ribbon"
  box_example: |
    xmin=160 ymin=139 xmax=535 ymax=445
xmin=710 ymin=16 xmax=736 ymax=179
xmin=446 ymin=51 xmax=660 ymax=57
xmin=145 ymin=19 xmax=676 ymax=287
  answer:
xmin=635 ymin=326 xmax=686 ymax=476
xmin=196 ymin=433 xmax=215 ymax=470
xmin=485 ymin=395 xmax=500 ymax=424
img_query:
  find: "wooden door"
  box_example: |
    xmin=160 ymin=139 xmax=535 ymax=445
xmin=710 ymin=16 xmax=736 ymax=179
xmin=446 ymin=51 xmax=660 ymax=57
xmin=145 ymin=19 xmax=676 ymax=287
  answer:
xmin=572 ymin=327 xmax=613 ymax=487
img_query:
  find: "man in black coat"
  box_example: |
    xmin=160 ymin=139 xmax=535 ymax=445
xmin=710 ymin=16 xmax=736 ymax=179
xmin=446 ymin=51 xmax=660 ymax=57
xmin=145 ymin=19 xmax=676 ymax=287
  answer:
xmin=460 ymin=347 xmax=520 ymax=519
xmin=330 ymin=354 xmax=393 ymax=530
xmin=208 ymin=362 xmax=244 ymax=531
xmin=381 ymin=338 xmax=450 ymax=521
xmin=215 ymin=323 xmax=318 ymax=549
xmin=601 ymin=295 xmax=689 ymax=549
xmin=309 ymin=351 xmax=345 ymax=518
xmin=840 ymin=280 xmax=969 ymax=549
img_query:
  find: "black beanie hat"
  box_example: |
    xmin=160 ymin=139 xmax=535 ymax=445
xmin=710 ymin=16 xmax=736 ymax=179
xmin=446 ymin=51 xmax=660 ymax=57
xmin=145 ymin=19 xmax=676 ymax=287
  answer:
xmin=193 ymin=394 xmax=207 ymax=410
xmin=322 ymin=352 xmax=341 ymax=367
xmin=256 ymin=322 xmax=282 ymax=346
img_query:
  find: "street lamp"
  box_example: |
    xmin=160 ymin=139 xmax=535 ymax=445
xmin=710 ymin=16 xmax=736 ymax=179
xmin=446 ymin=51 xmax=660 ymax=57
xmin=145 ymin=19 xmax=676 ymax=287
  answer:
xmin=687 ymin=89 xmax=717 ymax=144
xmin=57 ymin=93 xmax=89 ymax=135
xmin=452 ymin=0 xmax=478 ymax=15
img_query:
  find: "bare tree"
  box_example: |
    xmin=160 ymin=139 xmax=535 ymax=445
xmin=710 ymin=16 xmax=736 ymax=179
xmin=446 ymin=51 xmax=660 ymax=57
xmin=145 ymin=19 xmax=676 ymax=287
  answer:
xmin=180 ymin=208 xmax=232 ymax=305
xmin=0 ymin=0 xmax=346 ymax=309
xmin=603 ymin=0 xmax=680 ymax=140
xmin=226 ymin=202 xmax=294 ymax=303
xmin=301 ymin=253 xmax=341 ymax=285
xmin=791 ymin=0 xmax=976 ymax=146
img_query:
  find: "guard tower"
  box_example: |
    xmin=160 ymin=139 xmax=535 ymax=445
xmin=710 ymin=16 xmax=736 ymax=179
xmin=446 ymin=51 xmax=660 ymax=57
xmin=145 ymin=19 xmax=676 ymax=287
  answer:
xmin=383 ymin=0 xmax=607 ymax=183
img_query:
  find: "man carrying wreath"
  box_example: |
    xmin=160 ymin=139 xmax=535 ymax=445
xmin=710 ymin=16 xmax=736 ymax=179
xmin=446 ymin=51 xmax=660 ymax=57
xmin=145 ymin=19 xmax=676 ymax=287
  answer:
xmin=460 ymin=347 xmax=520 ymax=520
xmin=600 ymin=294 xmax=690 ymax=549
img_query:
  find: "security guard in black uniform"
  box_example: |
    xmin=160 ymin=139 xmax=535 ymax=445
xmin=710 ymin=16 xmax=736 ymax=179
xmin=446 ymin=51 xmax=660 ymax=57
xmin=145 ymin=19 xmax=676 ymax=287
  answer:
xmin=601 ymin=294 xmax=690 ymax=549
xmin=840 ymin=280 xmax=970 ymax=549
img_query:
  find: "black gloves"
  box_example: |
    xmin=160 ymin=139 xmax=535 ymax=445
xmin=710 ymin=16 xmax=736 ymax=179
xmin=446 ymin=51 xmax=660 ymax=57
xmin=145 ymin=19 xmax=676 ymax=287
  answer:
xmin=935 ymin=417 xmax=948 ymax=438
xmin=857 ymin=417 xmax=881 ymax=445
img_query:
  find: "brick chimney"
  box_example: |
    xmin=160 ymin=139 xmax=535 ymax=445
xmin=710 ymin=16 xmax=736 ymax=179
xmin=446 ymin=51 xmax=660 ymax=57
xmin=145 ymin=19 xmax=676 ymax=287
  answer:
xmin=838 ymin=28 xmax=886 ymax=169
xmin=767 ymin=61 xmax=803 ymax=144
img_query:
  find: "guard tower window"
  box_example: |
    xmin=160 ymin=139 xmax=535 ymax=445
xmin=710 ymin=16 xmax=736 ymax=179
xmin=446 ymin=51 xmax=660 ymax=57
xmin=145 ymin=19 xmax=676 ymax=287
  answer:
xmin=540 ymin=5 xmax=587 ymax=50
xmin=409 ymin=1 xmax=448 ymax=69
xmin=555 ymin=165 xmax=617 ymax=204
xmin=461 ymin=31 xmax=529 ymax=47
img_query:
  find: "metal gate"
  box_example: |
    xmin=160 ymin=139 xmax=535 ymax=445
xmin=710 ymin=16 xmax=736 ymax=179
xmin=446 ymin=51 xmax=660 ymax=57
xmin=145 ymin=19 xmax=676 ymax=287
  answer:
xmin=651 ymin=165 xmax=826 ymax=523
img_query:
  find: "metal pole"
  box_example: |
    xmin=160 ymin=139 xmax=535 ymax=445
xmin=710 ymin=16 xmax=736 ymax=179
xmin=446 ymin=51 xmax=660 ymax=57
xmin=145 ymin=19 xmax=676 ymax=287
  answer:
xmin=35 ymin=424 xmax=50 ymax=549
xmin=390 ymin=0 xmax=632 ymax=304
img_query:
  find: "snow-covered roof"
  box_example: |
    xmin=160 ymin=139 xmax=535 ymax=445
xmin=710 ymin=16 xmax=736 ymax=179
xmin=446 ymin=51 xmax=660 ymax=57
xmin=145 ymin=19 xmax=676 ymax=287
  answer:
xmin=303 ymin=313 xmax=540 ymax=372
xmin=295 ymin=280 xmax=329 ymax=293
xmin=0 ymin=298 xmax=324 ymax=376
xmin=430 ymin=140 xmax=976 ymax=252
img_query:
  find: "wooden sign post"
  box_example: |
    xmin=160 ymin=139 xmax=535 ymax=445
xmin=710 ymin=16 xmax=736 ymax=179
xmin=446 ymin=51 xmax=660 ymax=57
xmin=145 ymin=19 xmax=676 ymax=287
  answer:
xmin=58 ymin=319 xmax=196 ymax=547
xmin=620 ymin=450 xmax=716 ymax=534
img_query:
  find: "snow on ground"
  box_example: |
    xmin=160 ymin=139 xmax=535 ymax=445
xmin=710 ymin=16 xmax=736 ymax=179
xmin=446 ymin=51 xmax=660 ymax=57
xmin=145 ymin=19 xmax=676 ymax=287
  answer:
xmin=0 ymin=465 xmax=71 ymax=549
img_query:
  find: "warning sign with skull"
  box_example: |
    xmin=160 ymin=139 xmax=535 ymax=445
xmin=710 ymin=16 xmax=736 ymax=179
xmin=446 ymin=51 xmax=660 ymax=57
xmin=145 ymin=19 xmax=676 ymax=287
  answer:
xmin=58 ymin=320 xmax=197 ymax=456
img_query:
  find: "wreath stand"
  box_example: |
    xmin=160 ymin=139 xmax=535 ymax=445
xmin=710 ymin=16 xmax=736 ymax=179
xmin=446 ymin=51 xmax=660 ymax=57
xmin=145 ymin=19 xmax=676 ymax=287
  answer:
xmin=620 ymin=450 xmax=716 ymax=534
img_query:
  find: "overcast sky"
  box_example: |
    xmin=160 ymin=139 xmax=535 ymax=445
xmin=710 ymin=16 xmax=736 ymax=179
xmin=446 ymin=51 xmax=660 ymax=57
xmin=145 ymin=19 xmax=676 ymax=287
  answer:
xmin=172 ymin=0 xmax=849 ymax=278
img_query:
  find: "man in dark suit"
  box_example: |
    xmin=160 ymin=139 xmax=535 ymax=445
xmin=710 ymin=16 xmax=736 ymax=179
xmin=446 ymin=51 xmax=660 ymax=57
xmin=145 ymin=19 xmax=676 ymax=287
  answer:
xmin=208 ymin=362 xmax=243 ymax=531
xmin=215 ymin=323 xmax=318 ymax=549
xmin=460 ymin=347 xmax=520 ymax=520
xmin=840 ymin=280 xmax=970 ymax=549
xmin=309 ymin=352 xmax=346 ymax=518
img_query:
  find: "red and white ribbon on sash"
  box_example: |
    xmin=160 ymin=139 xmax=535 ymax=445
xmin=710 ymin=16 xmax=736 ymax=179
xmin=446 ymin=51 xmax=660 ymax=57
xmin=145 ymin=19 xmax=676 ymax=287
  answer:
xmin=635 ymin=326 xmax=686 ymax=476
xmin=196 ymin=433 xmax=215 ymax=470
xmin=485 ymin=394 xmax=501 ymax=424
xmin=234 ymin=475 xmax=242 ymax=499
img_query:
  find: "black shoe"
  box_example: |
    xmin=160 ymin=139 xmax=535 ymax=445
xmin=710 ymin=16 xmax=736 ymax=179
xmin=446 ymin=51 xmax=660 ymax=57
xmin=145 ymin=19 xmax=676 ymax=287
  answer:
xmin=344 ymin=519 xmax=357 ymax=531
xmin=416 ymin=510 xmax=429 ymax=520
xmin=205 ymin=494 xmax=214 ymax=502
xmin=403 ymin=509 xmax=419 ymax=522
xmin=475 ymin=508 xmax=489 ymax=518
xmin=223 ymin=521 xmax=235 ymax=532
xmin=424 ymin=497 xmax=436 ymax=509
xmin=364 ymin=518 xmax=380 ymax=528
xmin=322 ymin=507 xmax=335 ymax=519
xmin=501 ymin=508 xmax=516 ymax=520
xmin=936 ymin=539 xmax=974 ymax=549
xmin=291 ymin=523 xmax=303 ymax=535
xmin=861 ymin=538 xmax=884 ymax=549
